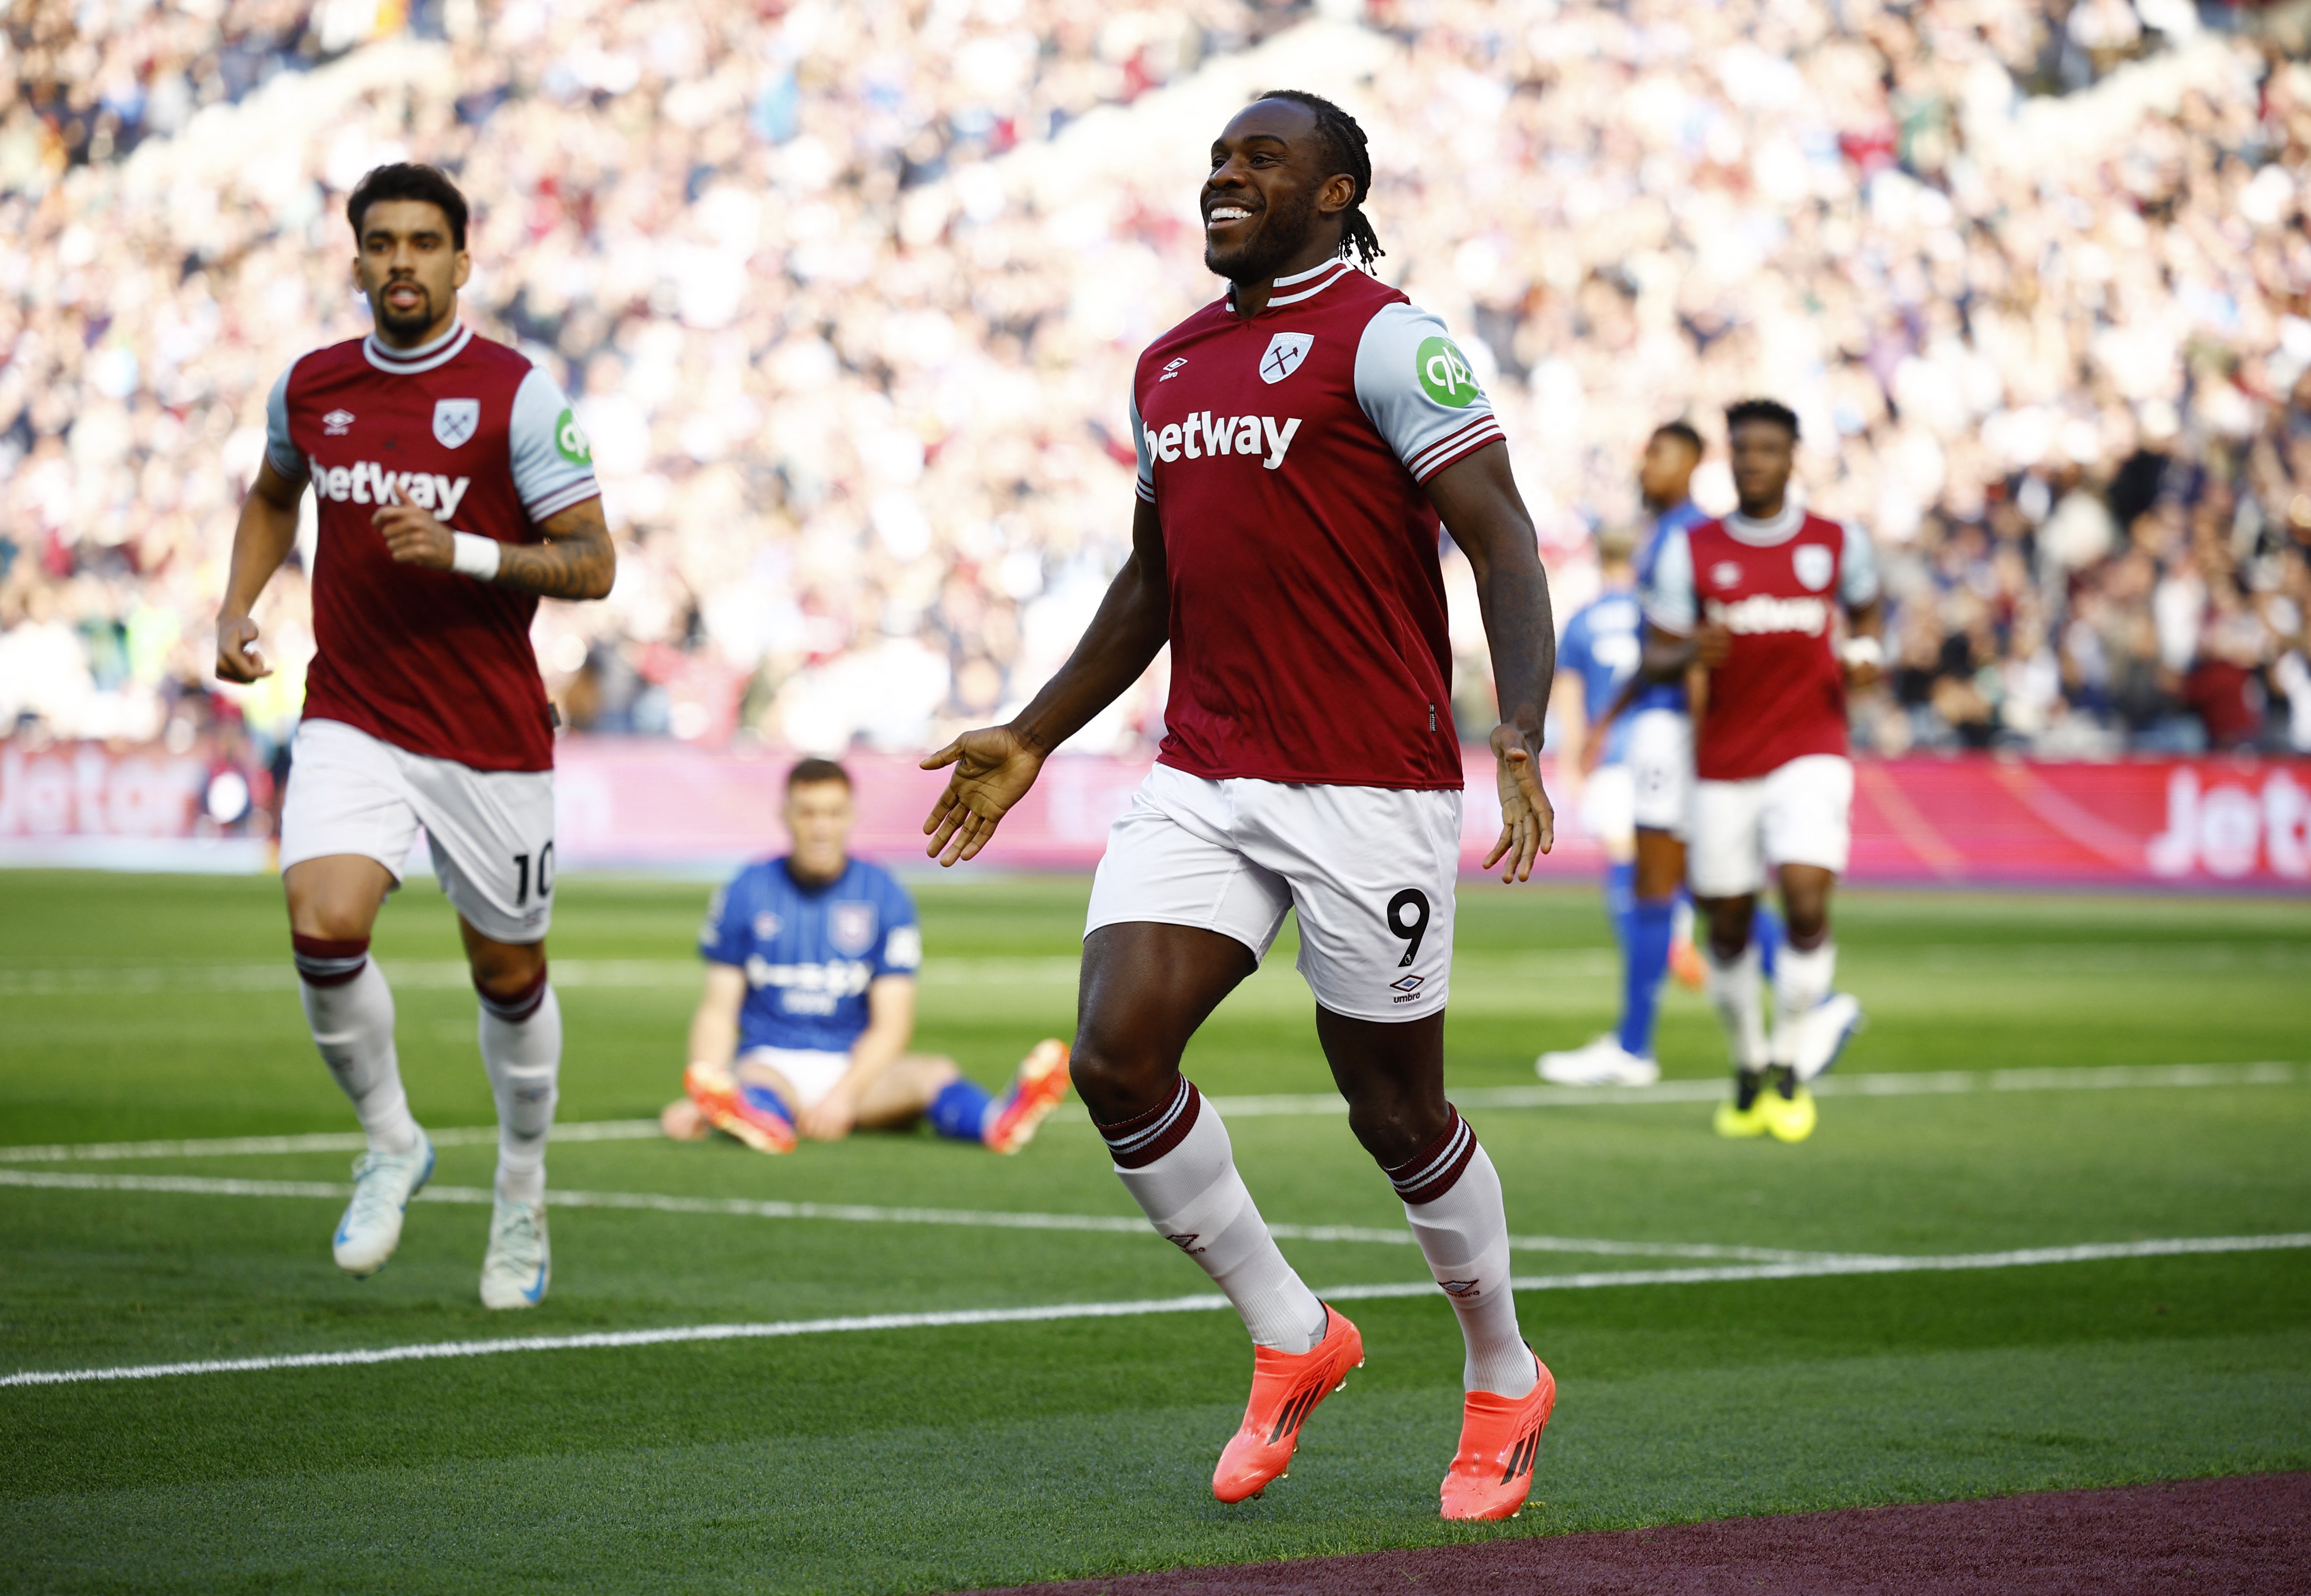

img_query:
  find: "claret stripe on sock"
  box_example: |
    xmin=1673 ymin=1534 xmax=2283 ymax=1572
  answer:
xmin=1097 ymin=1077 xmax=1202 ymax=1169
xmin=476 ymin=963 xmax=549 ymax=1023
xmin=290 ymin=935 xmax=369 ymax=988
xmin=1386 ymin=1106 xmax=1477 ymax=1206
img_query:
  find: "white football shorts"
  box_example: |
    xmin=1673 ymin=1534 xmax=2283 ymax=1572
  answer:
xmin=1576 ymin=763 xmax=1635 ymax=849
xmin=735 ymin=1047 xmax=850 ymax=1112
xmin=1085 ymin=763 xmax=1462 ymax=1023
xmin=1688 ymin=754 xmax=1855 ymax=899
xmin=279 ymin=717 xmax=557 ymax=944
xmin=1625 ymin=707 xmax=1692 ymax=838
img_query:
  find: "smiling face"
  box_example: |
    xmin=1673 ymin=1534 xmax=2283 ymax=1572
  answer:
xmin=351 ymin=198 xmax=470 ymax=348
xmin=1200 ymin=99 xmax=1357 ymax=285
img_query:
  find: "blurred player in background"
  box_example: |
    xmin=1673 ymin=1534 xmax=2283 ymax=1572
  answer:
xmin=665 ymin=758 xmax=1069 ymax=1154
xmin=213 ymin=164 xmax=613 ymax=1307
xmin=1536 ymin=524 xmax=1660 ymax=1085
xmin=919 ymin=91 xmax=1559 ymax=1520
xmin=1545 ymin=424 xmax=1779 ymax=1086
xmin=1640 ymin=399 xmax=1878 ymax=1143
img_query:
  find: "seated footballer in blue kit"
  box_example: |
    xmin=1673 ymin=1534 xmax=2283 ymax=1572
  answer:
xmin=661 ymin=758 xmax=1069 ymax=1154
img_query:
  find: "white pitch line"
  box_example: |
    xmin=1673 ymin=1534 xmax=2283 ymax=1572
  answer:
xmin=0 ymin=1169 xmax=1843 ymax=1264
xmin=2 ymin=1061 xmax=2296 ymax=1166
xmin=8 ymin=1230 xmax=2305 ymax=1390
xmin=1222 ymin=1061 xmax=2302 ymax=1116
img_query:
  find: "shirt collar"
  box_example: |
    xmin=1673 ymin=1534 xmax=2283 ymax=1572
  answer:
xmin=362 ymin=321 xmax=472 ymax=376
xmin=1724 ymin=502 xmax=1803 ymax=546
xmin=1225 ymin=257 xmax=1358 ymax=315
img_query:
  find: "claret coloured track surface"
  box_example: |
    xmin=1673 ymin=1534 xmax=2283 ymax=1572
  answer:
xmin=970 ymin=1473 xmax=2311 ymax=1596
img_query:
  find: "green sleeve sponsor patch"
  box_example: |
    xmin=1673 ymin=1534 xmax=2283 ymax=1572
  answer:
xmin=1416 ymin=336 xmax=1482 ymax=408
xmin=555 ymin=408 xmax=593 ymax=466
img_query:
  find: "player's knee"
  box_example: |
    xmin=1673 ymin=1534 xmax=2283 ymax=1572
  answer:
xmin=1067 ymin=1041 xmax=1167 ymax=1121
xmin=1344 ymin=1096 xmax=1445 ymax=1169
xmin=471 ymin=944 xmax=548 ymax=1008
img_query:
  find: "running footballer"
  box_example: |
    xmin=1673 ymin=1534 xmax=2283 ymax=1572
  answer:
xmin=1639 ymin=398 xmax=1878 ymax=1142
xmin=919 ymin=92 xmax=1560 ymax=1520
xmin=214 ymin=163 xmax=613 ymax=1309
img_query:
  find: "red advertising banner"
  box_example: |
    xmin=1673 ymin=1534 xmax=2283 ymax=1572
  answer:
xmin=2 ymin=736 xmax=2306 ymax=888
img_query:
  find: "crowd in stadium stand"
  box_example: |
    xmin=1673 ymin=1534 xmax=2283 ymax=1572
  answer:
xmin=3 ymin=0 xmax=2309 ymax=833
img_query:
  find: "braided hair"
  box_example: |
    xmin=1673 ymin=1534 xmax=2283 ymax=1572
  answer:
xmin=1254 ymin=88 xmax=1385 ymax=269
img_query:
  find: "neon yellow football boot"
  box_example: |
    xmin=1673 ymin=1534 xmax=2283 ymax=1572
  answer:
xmin=1713 ymin=1071 xmax=1771 ymax=1138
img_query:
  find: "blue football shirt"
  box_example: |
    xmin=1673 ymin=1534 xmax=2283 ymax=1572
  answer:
xmin=699 ymin=856 xmax=923 ymax=1055
xmin=1558 ymin=585 xmax=1645 ymax=768
xmin=1629 ymin=498 xmax=1707 ymax=717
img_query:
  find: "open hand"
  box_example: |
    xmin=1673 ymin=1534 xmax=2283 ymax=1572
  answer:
xmin=1481 ymin=723 xmax=1555 ymax=883
xmin=921 ymin=725 xmax=1047 ymax=866
xmin=214 ymin=613 xmax=271 ymax=683
xmin=374 ymin=503 xmax=454 ymax=569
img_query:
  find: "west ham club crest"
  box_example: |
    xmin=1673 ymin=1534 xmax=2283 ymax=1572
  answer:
xmin=433 ymin=398 xmax=481 ymax=449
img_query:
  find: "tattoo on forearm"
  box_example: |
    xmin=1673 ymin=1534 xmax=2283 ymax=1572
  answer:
xmin=495 ymin=536 xmax=614 ymax=599
xmin=490 ymin=506 xmax=614 ymax=600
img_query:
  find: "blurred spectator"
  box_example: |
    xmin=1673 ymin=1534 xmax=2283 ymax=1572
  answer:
xmin=3 ymin=0 xmax=2310 ymax=763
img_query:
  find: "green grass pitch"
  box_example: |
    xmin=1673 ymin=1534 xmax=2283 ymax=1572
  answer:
xmin=2 ymin=866 xmax=2308 ymax=1593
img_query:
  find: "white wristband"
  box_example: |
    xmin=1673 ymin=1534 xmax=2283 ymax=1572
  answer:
xmin=450 ymin=532 xmax=502 ymax=581
xmin=1840 ymin=635 xmax=1884 ymax=669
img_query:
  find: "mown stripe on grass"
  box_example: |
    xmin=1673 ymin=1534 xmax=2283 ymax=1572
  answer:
xmin=6 ymin=1232 xmax=2306 ymax=1390
xmin=1 ymin=1062 xmax=2296 ymax=1165
xmin=0 ymin=1170 xmax=1848 ymax=1264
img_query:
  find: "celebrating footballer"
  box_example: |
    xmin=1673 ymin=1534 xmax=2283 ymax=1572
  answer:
xmin=214 ymin=164 xmax=613 ymax=1310
xmin=920 ymin=91 xmax=1561 ymax=1520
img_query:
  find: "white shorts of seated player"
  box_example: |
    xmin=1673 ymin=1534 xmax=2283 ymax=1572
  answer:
xmin=1086 ymin=763 xmax=1463 ymax=1022
xmin=1577 ymin=764 xmax=1634 ymax=851
xmin=1688 ymin=754 xmax=1855 ymax=900
xmin=280 ymin=717 xmax=556 ymax=944
xmin=1624 ymin=707 xmax=1692 ymax=840
xmin=732 ymin=1046 xmax=856 ymax=1112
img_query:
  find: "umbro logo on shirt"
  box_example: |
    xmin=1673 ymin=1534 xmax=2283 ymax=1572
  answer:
xmin=1146 ymin=412 xmax=1302 ymax=470
xmin=1159 ymin=357 xmax=1188 ymax=382
xmin=322 ymin=408 xmax=355 ymax=435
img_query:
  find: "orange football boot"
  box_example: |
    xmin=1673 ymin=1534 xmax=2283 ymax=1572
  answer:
xmin=984 ymin=1039 xmax=1070 ymax=1154
xmin=1212 ymin=1304 xmax=1364 ymax=1504
xmin=1669 ymin=935 xmax=1707 ymax=991
xmin=683 ymin=1060 xmax=797 ymax=1154
xmin=1439 ymin=1351 xmax=1556 ymax=1520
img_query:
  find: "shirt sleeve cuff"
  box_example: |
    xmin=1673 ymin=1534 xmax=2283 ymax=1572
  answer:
xmin=524 ymin=479 xmax=602 ymax=522
xmin=1407 ymin=415 xmax=1505 ymax=483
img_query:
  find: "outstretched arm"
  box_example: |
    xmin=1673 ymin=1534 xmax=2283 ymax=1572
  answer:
xmin=1426 ymin=442 xmax=1557 ymax=882
xmin=921 ymin=497 xmax=1169 ymax=866
xmin=370 ymin=494 xmax=616 ymax=602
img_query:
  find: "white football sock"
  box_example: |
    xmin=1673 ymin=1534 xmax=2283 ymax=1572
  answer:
xmin=1390 ymin=1110 xmax=1535 ymax=1397
xmin=1772 ymin=939 xmax=1836 ymax=1066
xmin=1705 ymin=938 xmax=1769 ymax=1072
xmin=479 ymin=977 xmax=560 ymax=1206
xmin=1103 ymin=1078 xmax=1328 ymax=1354
xmin=297 ymin=949 xmax=420 ymax=1156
